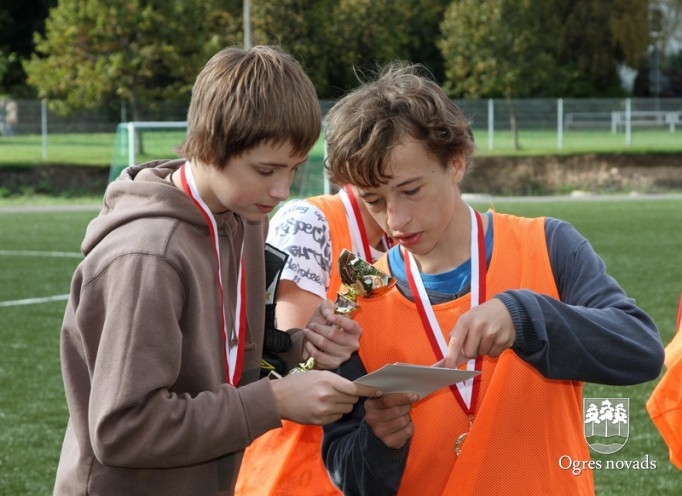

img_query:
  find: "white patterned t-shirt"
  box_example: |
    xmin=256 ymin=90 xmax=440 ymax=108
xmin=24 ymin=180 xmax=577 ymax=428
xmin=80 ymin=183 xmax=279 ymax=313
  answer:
xmin=267 ymin=199 xmax=332 ymax=300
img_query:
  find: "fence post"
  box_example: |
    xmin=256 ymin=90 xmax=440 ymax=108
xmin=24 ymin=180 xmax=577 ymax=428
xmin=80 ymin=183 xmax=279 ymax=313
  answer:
xmin=557 ymin=98 xmax=563 ymax=150
xmin=128 ymin=122 xmax=136 ymax=167
xmin=41 ymin=99 xmax=48 ymax=160
xmin=625 ymin=98 xmax=631 ymax=146
xmin=488 ymin=98 xmax=494 ymax=150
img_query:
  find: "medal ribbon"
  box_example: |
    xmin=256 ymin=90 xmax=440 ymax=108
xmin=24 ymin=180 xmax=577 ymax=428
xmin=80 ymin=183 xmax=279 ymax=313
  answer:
xmin=404 ymin=205 xmax=485 ymax=415
xmin=339 ymin=186 xmax=373 ymax=261
xmin=340 ymin=185 xmax=393 ymax=261
xmin=179 ymin=162 xmax=246 ymax=386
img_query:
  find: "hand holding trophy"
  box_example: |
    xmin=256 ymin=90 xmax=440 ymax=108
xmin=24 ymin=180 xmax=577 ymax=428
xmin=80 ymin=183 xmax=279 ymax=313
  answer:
xmin=290 ymin=249 xmax=395 ymax=374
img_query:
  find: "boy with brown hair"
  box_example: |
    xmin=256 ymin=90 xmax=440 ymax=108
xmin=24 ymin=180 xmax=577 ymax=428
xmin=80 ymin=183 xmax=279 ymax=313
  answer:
xmin=321 ymin=62 xmax=664 ymax=495
xmin=53 ymin=45 xmax=376 ymax=496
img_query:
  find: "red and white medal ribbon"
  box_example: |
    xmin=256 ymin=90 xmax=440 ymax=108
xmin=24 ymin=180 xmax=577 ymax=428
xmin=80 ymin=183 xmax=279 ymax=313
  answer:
xmin=404 ymin=205 xmax=485 ymax=413
xmin=339 ymin=186 xmax=373 ymax=261
xmin=339 ymin=185 xmax=393 ymax=262
xmin=179 ymin=162 xmax=246 ymax=386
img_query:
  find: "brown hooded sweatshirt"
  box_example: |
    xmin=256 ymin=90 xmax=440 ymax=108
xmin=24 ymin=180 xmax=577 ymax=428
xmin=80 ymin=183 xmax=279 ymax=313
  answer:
xmin=54 ymin=160 xmax=304 ymax=495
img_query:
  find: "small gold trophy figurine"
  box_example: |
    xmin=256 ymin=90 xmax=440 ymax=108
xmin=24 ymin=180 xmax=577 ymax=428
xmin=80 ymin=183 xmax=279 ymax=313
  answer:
xmin=290 ymin=249 xmax=395 ymax=374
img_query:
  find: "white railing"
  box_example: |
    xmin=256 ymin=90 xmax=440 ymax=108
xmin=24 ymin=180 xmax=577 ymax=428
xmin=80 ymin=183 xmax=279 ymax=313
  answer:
xmin=611 ymin=110 xmax=680 ymax=133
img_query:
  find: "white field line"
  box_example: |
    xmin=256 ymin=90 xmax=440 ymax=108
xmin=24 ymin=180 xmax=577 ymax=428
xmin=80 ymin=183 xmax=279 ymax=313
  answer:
xmin=0 ymin=249 xmax=82 ymax=258
xmin=0 ymin=249 xmax=81 ymax=307
xmin=0 ymin=204 xmax=100 ymax=213
xmin=0 ymin=294 xmax=69 ymax=307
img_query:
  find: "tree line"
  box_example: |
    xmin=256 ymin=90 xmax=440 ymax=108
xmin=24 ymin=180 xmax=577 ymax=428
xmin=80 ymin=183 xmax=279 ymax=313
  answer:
xmin=1 ymin=0 xmax=681 ymax=120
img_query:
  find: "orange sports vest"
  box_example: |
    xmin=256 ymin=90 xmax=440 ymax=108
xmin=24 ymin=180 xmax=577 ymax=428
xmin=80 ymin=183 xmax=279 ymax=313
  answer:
xmin=355 ymin=212 xmax=594 ymax=495
xmin=307 ymin=194 xmax=354 ymax=302
xmin=646 ymin=293 xmax=682 ymax=470
xmin=236 ymin=194 xmax=352 ymax=496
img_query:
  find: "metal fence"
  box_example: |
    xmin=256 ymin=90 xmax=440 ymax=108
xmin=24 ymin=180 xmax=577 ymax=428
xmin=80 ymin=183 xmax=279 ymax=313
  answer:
xmin=0 ymin=98 xmax=188 ymax=136
xmin=2 ymin=97 xmax=681 ymax=152
xmin=456 ymin=97 xmax=682 ymax=150
xmin=456 ymin=97 xmax=682 ymax=130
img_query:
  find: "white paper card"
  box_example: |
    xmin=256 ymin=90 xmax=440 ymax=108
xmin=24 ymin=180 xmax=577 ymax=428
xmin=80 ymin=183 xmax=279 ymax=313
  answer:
xmin=354 ymin=362 xmax=480 ymax=399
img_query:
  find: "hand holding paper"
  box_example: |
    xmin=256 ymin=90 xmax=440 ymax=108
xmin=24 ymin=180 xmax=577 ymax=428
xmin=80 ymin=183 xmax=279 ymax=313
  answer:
xmin=353 ymin=362 xmax=480 ymax=399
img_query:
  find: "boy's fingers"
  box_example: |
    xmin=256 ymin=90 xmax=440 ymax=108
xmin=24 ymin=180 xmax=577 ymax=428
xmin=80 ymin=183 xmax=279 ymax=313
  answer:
xmin=353 ymin=383 xmax=382 ymax=397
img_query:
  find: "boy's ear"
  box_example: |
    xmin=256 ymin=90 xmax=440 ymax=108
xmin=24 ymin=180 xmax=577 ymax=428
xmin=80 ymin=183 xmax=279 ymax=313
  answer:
xmin=449 ymin=154 xmax=467 ymax=182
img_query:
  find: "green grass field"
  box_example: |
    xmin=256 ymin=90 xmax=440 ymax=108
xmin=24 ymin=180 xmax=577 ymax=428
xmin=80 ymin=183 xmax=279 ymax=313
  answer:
xmin=2 ymin=127 xmax=680 ymax=200
xmin=0 ymin=131 xmax=329 ymax=199
xmin=1 ymin=197 xmax=681 ymax=494
xmin=474 ymin=128 xmax=682 ymax=156
xmin=0 ymin=127 xmax=681 ymax=169
xmin=0 ymin=133 xmax=117 ymax=167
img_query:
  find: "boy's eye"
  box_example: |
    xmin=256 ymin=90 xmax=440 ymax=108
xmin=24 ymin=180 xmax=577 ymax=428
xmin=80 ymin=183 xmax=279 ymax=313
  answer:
xmin=365 ymin=197 xmax=384 ymax=207
xmin=257 ymin=168 xmax=275 ymax=176
xmin=404 ymin=187 xmax=421 ymax=196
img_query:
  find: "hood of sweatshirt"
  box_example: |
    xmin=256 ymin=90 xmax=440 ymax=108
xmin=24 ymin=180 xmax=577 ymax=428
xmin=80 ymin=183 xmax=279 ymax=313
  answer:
xmin=81 ymin=159 xmax=242 ymax=256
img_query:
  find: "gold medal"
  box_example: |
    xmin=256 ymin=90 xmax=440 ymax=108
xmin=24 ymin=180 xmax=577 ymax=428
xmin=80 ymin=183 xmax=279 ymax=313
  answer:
xmin=454 ymin=432 xmax=467 ymax=456
xmin=406 ymin=208 xmax=486 ymax=458
xmin=454 ymin=415 xmax=474 ymax=457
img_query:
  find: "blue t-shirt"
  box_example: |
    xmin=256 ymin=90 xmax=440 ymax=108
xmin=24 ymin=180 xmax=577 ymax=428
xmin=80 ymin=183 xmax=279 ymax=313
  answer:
xmin=387 ymin=211 xmax=493 ymax=302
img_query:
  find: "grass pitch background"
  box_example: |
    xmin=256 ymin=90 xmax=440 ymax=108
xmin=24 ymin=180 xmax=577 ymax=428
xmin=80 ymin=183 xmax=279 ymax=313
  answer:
xmin=1 ymin=197 xmax=680 ymax=494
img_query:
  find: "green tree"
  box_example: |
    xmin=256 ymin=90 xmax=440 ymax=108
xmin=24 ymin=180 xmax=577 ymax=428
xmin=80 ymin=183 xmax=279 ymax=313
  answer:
xmin=439 ymin=0 xmax=557 ymax=149
xmin=326 ymin=0 xmax=412 ymax=93
xmin=551 ymin=0 xmax=649 ymax=96
xmin=440 ymin=0 xmax=557 ymax=98
xmin=23 ymin=0 xmax=241 ymax=118
xmin=250 ymin=0 xmax=408 ymax=97
xmin=250 ymin=0 xmax=449 ymax=98
xmin=438 ymin=0 xmax=653 ymax=148
xmin=0 ymin=0 xmax=56 ymax=96
xmin=400 ymin=0 xmax=451 ymax=82
xmin=0 ymin=8 xmax=14 ymax=90
xmin=0 ymin=50 xmax=10 ymax=89
xmin=325 ymin=0 xmax=451 ymax=94
xmin=440 ymin=0 xmax=651 ymax=99
xmin=250 ymin=0 xmax=339 ymax=97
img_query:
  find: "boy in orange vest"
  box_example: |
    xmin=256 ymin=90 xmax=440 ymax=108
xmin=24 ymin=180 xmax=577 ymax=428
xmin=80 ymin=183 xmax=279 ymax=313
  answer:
xmin=236 ymin=186 xmax=391 ymax=495
xmin=647 ymin=293 xmax=682 ymax=470
xmin=321 ymin=62 xmax=665 ymax=495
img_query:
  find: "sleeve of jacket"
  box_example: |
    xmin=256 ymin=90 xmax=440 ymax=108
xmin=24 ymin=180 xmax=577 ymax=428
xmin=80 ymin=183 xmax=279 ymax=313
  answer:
xmin=322 ymin=352 xmax=409 ymax=496
xmin=495 ymin=217 xmax=664 ymax=385
xmin=80 ymin=253 xmax=282 ymax=468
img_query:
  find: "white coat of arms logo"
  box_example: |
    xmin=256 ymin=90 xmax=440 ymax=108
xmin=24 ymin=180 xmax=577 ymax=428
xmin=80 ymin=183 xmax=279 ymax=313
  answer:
xmin=583 ymin=398 xmax=630 ymax=454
